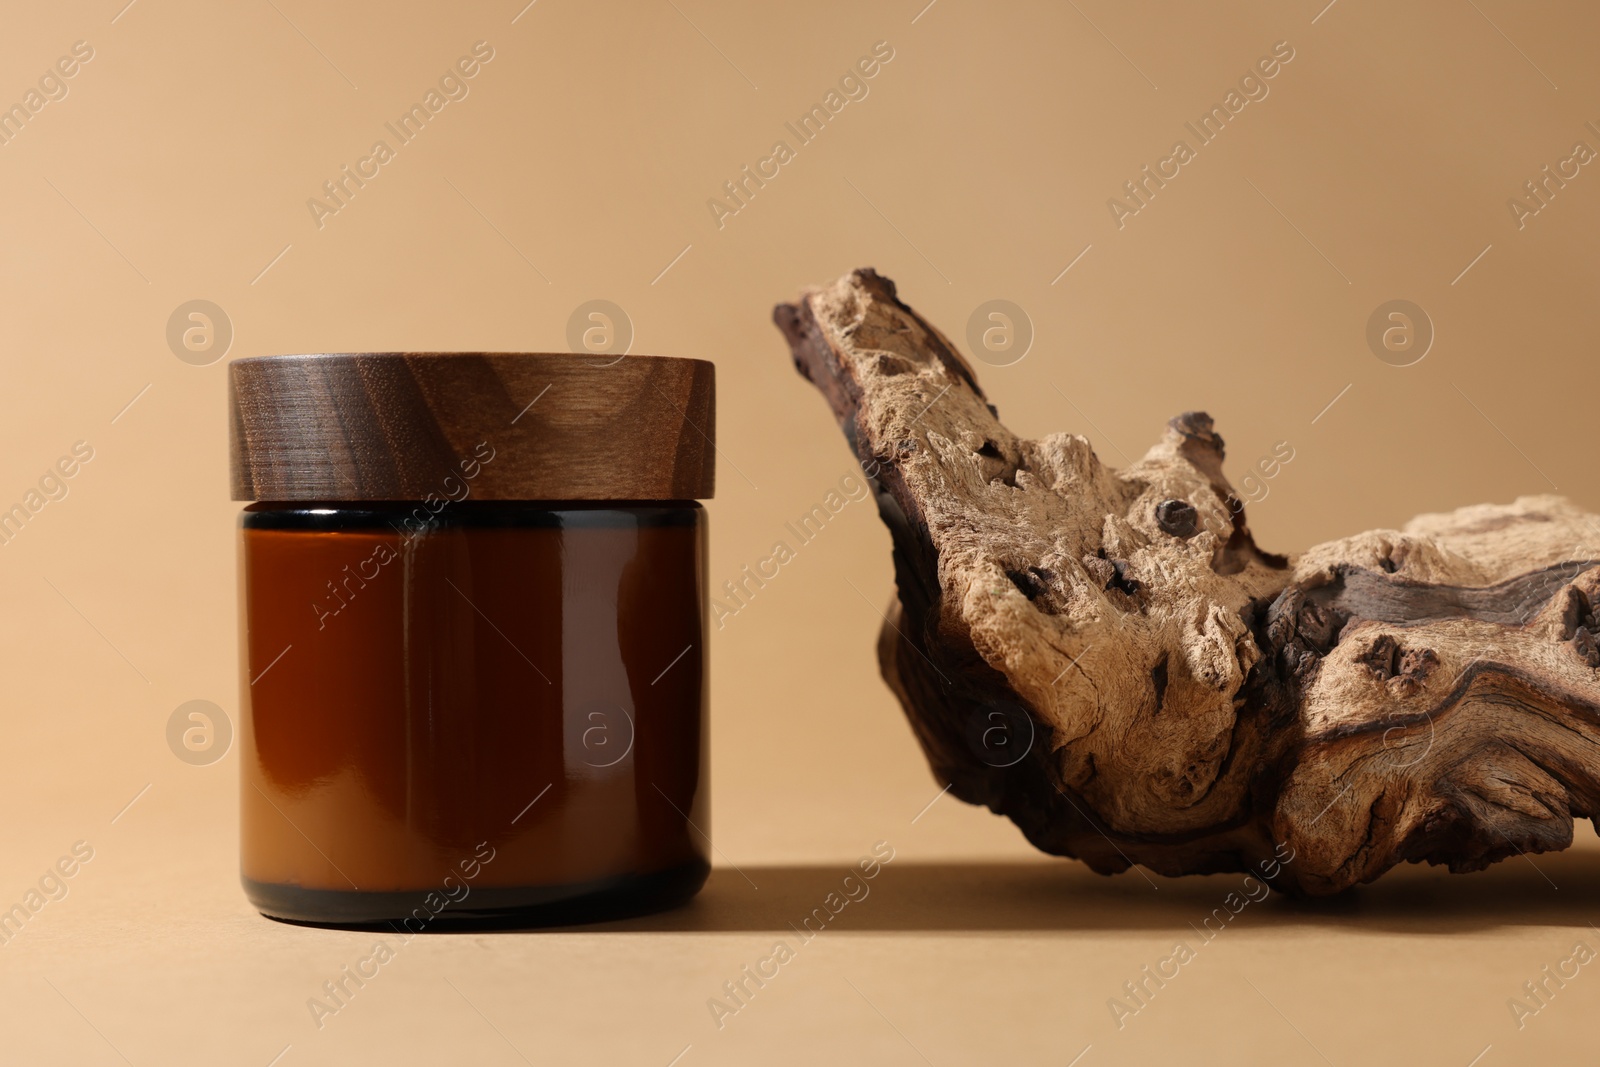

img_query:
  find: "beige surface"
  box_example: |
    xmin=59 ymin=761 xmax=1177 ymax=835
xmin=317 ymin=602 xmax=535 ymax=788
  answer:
xmin=1 ymin=0 xmax=1597 ymax=1063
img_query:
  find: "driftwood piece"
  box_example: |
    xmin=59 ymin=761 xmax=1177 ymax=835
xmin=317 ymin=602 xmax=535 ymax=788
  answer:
xmin=774 ymin=268 xmax=1600 ymax=894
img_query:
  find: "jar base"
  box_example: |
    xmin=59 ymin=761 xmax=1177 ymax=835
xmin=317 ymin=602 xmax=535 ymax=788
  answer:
xmin=244 ymin=858 xmax=710 ymax=930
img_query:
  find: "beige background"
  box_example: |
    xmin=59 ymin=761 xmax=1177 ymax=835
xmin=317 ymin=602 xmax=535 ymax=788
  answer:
xmin=1 ymin=0 xmax=1597 ymax=1063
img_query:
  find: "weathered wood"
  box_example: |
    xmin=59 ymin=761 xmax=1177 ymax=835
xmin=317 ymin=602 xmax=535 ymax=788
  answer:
xmin=775 ymin=267 xmax=1600 ymax=894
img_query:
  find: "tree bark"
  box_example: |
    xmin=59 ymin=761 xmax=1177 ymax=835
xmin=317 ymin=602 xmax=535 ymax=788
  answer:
xmin=774 ymin=267 xmax=1600 ymax=895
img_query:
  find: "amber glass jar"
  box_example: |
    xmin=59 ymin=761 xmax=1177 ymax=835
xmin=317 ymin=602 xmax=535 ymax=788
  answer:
xmin=229 ymin=353 xmax=714 ymax=927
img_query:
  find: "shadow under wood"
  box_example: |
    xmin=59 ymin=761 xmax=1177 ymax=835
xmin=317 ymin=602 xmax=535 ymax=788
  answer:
xmin=548 ymin=850 xmax=1600 ymax=935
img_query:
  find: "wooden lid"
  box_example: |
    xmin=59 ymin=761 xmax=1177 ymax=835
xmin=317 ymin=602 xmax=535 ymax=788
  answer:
xmin=229 ymin=353 xmax=715 ymax=501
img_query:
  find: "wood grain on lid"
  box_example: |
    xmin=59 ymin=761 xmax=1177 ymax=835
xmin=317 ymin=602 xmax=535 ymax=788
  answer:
xmin=229 ymin=352 xmax=715 ymax=501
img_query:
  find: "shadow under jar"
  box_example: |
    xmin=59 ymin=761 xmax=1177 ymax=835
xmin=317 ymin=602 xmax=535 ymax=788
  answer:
xmin=229 ymin=352 xmax=715 ymax=928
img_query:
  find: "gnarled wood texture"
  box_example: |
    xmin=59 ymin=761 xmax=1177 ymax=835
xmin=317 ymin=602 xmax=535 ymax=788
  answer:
xmin=775 ymin=267 xmax=1600 ymax=895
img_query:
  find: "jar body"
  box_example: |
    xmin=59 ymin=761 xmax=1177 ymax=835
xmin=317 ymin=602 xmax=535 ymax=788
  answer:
xmin=238 ymin=501 xmax=708 ymax=927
